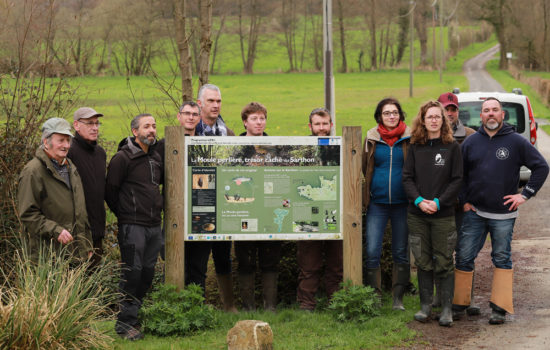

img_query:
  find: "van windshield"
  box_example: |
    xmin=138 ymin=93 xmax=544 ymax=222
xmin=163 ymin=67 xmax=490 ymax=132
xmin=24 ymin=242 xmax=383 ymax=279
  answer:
xmin=458 ymin=101 xmax=525 ymax=133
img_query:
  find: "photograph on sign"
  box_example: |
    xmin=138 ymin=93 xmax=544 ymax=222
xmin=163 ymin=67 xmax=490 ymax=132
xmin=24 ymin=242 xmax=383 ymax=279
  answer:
xmin=184 ymin=136 xmax=343 ymax=240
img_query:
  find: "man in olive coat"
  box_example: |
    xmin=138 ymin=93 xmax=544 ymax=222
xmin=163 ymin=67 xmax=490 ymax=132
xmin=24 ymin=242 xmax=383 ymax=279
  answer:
xmin=18 ymin=117 xmax=93 ymax=262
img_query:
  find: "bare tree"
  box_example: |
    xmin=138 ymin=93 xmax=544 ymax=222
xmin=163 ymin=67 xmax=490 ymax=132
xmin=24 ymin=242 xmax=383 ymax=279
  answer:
xmin=467 ymin=0 xmax=511 ymax=69
xmin=306 ymin=0 xmax=323 ymax=71
xmin=414 ymin=0 xmax=429 ymax=67
xmin=336 ymin=0 xmax=347 ymax=72
xmin=198 ymin=0 xmax=213 ymax=89
xmin=366 ymin=0 xmax=377 ymax=70
xmin=174 ymin=0 xmax=193 ymax=101
xmin=238 ymin=0 xmax=262 ymax=74
xmin=210 ymin=8 xmax=226 ymax=74
xmin=395 ymin=1 xmax=410 ymax=65
xmin=280 ymin=0 xmax=299 ymax=71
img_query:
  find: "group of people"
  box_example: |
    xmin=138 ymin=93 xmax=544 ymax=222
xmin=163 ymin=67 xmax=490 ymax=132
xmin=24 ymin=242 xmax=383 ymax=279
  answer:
xmin=17 ymin=85 xmax=548 ymax=341
xmin=362 ymin=92 xmax=549 ymax=327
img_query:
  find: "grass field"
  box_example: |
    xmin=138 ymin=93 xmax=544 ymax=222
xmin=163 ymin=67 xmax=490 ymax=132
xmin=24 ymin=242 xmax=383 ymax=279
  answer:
xmin=77 ymin=69 xmax=469 ymax=147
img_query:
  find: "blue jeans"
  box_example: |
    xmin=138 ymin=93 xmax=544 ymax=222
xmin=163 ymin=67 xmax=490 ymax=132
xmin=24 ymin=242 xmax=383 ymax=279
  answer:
xmin=455 ymin=210 xmax=515 ymax=271
xmin=365 ymin=202 xmax=409 ymax=268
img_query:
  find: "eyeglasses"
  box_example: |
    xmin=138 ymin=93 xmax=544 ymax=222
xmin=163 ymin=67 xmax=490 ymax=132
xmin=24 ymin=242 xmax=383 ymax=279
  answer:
xmin=180 ymin=111 xmax=200 ymax=117
xmin=78 ymin=120 xmax=101 ymax=127
xmin=382 ymin=111 xmax=400 ymax=117
xmin=426 ymin=115 xmax=442 ymax=121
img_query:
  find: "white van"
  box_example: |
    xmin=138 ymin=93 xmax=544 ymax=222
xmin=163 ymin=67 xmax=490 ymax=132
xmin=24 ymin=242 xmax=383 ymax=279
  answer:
xmin=453 ymin=89 xmax=539 ymax=185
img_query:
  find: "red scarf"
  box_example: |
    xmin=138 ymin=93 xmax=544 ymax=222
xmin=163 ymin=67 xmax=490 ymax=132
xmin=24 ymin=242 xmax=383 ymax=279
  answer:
xmin=378 ymin=121 xmax=406 ymax=146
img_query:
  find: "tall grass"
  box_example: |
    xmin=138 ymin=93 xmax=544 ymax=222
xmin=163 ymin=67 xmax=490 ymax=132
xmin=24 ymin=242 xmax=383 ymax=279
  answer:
xmin=0 ymin=244 xmax=119 ymax=349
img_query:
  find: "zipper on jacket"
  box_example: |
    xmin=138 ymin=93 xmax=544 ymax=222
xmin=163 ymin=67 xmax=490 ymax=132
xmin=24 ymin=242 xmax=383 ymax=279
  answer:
xmin=131 ymin=188 xmax=137 ymax=222
xmin=389 ymin=146 xmax=393 ymax=204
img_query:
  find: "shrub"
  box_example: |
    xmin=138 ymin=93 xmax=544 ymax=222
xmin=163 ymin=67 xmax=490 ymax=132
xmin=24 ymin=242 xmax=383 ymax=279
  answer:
xmin=0 ymin=245 xmax=119 ymax=349
xmin=140 ymin=283 xmax=219 ymax=337
xmin=328 ymin=280 xmax=381 ymax=323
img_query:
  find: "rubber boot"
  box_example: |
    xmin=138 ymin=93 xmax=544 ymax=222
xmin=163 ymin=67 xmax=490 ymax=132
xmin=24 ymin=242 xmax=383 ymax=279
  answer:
xmin=452 ymin=268 xmax=473 ymax=320
xmin=432 ymin=274 xmax=441 ymax=307
xmin=216 ymin=273 xmax=238 ymax=313
xmin=414 ymin=269 xmax=433 ymax=323
xmin=438 ymin=273 xmax=454 ymax=327
xmin=239 ymin=273 xmax=256 ymax=311
xmin=489 ymin=268 xmax=514 ymax=324
xmin=392 ymin=263 xmax=409 ymax=311
xmin=365 ymin=267 xmax=382 ymax=295
xmin=466 ymin=269 xmax=481 ymax=316
xmin=262 ymin=272 xmax=278 ymax=312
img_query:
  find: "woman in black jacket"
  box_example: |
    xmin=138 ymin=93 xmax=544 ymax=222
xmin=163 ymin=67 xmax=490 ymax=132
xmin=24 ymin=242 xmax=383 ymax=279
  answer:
xmin=402 ymin=100 xmax=462 ymax=327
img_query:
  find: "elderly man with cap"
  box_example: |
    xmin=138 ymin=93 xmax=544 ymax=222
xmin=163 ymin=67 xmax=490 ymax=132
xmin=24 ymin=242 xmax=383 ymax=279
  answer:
xmin=18 ymin=117 xmax=93 ymax=262
xmin=67 ymin=107 xmax=107 ymax=267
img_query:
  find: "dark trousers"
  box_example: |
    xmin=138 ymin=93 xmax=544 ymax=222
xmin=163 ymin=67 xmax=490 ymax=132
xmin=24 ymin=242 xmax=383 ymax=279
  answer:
xmin=185 ymin=241 xmax=232 ymax=291
xmin=297 ymin=240 xmax=343 ymax=310
xmin=235 ymin=241 xmax=281 ymax=274
xmin=116 ymin=224 xmax=162 ymax=333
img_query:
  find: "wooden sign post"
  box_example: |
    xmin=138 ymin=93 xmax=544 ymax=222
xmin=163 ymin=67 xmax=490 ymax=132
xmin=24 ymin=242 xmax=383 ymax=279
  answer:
xmin=342 ymin=126 xmax=363 ymax=285
xmin=164 ymin=126 xmax=186 ymax=290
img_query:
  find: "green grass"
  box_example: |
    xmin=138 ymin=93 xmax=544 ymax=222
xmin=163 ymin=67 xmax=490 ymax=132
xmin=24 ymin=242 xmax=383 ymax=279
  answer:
xmin=111 ymin=293 xmax=419 ymax=349
xmin=75 ymin=69 xmax=468 ymax=149
xmin=485 ymin=60 xmax=550 ymax=120
xmin=446 ymin=35 xmax=498 ymax=73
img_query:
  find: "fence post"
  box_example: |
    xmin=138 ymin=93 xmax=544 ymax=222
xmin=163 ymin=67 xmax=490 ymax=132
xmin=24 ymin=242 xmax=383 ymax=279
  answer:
xmin=342 ymin=126 xmax=363 ymax=285
xmin=164 ymin=126 xmax=186 ymax=289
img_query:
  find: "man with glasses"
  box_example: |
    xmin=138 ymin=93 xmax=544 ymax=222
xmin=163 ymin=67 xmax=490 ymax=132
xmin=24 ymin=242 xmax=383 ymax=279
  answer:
xmin=177 ymin=101 xmax=201 ymax=135
xmin=68 ymin=107 xmax=107 ymax=267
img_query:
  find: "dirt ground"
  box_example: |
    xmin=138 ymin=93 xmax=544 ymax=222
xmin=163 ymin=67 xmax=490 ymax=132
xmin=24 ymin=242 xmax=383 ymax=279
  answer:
xmin=405 ymin=129 xmax=550 ymax=350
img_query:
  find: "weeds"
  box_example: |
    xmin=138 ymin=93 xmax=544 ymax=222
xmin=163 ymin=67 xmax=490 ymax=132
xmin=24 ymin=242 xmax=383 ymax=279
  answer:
xmin=0 ymin=245 xmax=119 ymax=349
xmin=328 ymin=280 xmax=381 ymax=322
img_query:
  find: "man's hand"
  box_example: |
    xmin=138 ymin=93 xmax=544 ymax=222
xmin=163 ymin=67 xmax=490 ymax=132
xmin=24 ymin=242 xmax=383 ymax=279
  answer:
xmin=503 ymin=194 xmax=526 ymax=211
xmin=57 ymin=229 xmax=74 ymax=245
xmin=463 ymin=202 xmax=476 ymax=212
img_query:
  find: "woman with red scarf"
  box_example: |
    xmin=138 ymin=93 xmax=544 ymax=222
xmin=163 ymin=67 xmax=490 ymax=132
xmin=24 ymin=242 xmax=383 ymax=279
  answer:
xmin=362 ymin=97 xmax=411 ymax=310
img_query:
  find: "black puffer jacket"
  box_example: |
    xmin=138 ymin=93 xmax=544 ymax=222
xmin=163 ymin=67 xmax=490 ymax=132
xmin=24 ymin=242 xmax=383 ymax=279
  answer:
xmin=106 ymin=137 xmax=163 ymax=227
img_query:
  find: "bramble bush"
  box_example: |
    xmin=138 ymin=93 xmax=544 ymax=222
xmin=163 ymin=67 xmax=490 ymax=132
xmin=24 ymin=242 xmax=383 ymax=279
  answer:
xmin=140 ymin=283 xmax=219 ymax=337
xmin=328 ymin=280 xmax=381 ymax=323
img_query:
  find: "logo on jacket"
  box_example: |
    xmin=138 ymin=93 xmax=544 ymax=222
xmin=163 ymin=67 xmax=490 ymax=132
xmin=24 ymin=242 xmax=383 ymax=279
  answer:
xmin=434 ymin=153 xmax=445 ymax=166
xmin=496 ymin=147 xmax=510 ymax=160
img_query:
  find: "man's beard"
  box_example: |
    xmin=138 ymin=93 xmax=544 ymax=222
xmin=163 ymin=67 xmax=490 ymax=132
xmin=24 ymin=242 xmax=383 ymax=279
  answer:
xmin=484 ymin=119 xmax=501 ymax=131
xmin=139 ymin=134 xmax=155 ymax=145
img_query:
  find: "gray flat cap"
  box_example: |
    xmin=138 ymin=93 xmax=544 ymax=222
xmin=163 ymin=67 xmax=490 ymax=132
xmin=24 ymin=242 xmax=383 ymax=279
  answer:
xmin=74 ymin=107 xmax=103 ymax=121
xmin=42 ymin=117 xmax=73 ymax=140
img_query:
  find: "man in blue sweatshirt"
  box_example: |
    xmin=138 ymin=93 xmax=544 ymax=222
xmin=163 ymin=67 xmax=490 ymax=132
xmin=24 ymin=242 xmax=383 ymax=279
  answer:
xmin=453 ymin=97 xmax=549 ymax=325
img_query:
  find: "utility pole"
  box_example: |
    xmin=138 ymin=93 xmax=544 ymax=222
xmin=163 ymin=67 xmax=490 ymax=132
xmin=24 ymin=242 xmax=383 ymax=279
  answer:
xmin=409 ymin=1 xmax=415 ymax=98
xmin=323 ymin=0 xmax=335 ymax=135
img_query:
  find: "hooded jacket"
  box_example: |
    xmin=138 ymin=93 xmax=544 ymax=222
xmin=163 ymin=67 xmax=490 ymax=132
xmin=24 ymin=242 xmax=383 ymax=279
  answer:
xmin=362 ymin=126 xmax=411 ymax=210
xmin=105 ymin=137 xmax=163 ymax=227
xmin=402 ymin=138 xmax=463 ymax=218
xmin=17 ymin=147 xmax=93 ymax=261
xmin=461 ymin=123 xmax=549 ymax=214
xmin=67 ymin=132 xmax=106 ymax=241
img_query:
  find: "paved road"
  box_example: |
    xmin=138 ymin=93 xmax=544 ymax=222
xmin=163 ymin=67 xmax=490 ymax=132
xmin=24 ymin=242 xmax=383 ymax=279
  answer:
xmin=463 ymin=44 xmax=505 ymax=92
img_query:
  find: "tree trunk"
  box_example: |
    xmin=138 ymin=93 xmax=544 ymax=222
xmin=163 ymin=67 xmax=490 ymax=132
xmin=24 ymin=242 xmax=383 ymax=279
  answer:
xmin=368 ymin=0 xmax=377 ymax=70
xmin=210 ymin=14 xmax=226 ymax=74
xmin=174 ymin=0 xmax=193 ymax=101
xmin=198 ymin=0 xmax=213 ymax=92
xmin=336 ymin=0 xmax=347 ymax=73
xmin=414 ymin=0 xmax=428 ymax=67
xmin=395 ymin=4 xmax=409 ymax=65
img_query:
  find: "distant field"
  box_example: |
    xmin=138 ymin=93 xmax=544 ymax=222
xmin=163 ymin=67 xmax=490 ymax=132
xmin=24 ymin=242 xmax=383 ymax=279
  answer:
xmin=75 ymin=70 xmax=468 ymax=146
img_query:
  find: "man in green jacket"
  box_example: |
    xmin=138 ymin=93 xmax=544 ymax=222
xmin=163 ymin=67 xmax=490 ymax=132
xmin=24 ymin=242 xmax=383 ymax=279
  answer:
xmin=18 ymin=117 xmax=93 ymax=262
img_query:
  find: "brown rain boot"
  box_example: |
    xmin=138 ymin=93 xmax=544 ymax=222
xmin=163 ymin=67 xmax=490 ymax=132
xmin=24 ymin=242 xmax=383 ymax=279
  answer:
xmin=216 ymin=273 xmax=238 ymax=313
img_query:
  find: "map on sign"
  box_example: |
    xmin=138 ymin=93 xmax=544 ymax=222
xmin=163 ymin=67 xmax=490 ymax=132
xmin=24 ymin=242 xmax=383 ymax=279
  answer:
xmin=184 ymin=136 xmax=343 ymax=241
xmin=297 ymin=175 xmax=337 ymax=201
